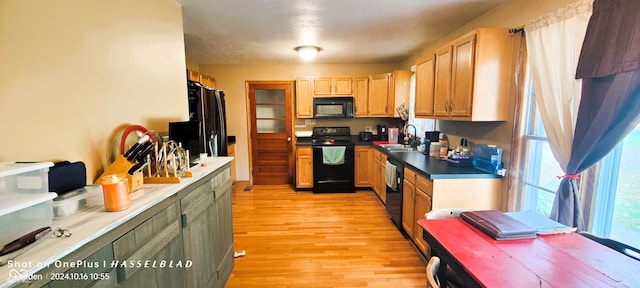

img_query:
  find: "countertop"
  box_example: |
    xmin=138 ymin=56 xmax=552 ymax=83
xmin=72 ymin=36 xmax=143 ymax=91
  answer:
xmin=296 ymin=136 xmax=500 ymax=180
xmin=0 ymin=157 xmax=232 ymax=288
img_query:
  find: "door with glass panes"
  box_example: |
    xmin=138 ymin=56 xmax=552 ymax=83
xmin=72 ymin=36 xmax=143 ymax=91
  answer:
xmin=247 ymin=81 xmax=294 ymax=184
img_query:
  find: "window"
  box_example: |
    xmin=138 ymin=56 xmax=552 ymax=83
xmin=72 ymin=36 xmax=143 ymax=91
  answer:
xmin=519 ymin=75 xmax=640 ymax=250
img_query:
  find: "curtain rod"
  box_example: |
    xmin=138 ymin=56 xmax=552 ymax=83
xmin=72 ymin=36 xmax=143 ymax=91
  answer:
xmin=509 ymin=28 xmax=524 ymax=34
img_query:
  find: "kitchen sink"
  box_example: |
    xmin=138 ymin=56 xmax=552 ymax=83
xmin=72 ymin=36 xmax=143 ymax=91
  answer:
xmin=386 ymin=147 xmax=417 ymax=152
xmin=377 ymin=143 xmax=418 ymax=152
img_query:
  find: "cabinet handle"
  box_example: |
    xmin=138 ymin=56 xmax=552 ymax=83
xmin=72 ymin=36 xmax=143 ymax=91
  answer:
xmin=181 ymin=214 xmax=188 ymax=227
xmin=449 ymin=100 xmax=453 ymax=112
xmin=444 ymin=100 xmax=449 ymax=112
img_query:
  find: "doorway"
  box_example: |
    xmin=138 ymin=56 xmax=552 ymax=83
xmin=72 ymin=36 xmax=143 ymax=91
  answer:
xmin=246 ymin=81 xmax=294 ymax=184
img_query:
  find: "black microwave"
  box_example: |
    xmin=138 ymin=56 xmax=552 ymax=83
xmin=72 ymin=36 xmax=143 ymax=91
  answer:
xmin=313 ymin=97 xmax=354 ymax=118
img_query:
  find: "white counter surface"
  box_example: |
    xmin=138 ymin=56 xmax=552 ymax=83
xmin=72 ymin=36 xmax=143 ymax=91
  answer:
xmin=0 ymin=157 xmax=232 ymax=288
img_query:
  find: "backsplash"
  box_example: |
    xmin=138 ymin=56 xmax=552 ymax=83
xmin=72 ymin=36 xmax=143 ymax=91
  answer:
xmin=294 ymin=117 xmax=403 ymax=136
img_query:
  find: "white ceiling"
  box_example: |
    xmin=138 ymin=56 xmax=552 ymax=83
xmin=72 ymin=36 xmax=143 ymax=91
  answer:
xmin=176 ymin=0 xmax=510 ymax=65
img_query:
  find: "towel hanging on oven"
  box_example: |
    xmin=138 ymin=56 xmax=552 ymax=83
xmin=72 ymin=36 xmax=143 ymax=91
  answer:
xmin=322 ymin=146 xmax=346 ymax=165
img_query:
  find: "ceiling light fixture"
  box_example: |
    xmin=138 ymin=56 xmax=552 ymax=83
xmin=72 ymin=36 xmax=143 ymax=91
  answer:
xmin=294 ymin=46 xmax=322 ymax=61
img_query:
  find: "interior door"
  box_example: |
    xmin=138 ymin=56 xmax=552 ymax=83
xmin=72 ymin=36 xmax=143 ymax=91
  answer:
xmin=247 ymin=81 xmax=294 ymax=184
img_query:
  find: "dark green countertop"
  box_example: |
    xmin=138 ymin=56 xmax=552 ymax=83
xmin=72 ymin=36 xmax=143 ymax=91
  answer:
xmin=383 ymin=149 xmax=501 ymax=180
xmin=295 ymin=136 xmax=501 ymax=180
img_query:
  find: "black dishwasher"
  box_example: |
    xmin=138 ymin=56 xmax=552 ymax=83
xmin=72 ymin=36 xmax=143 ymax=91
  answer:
xmin=385 ymin=157 xmax=404 ymax=230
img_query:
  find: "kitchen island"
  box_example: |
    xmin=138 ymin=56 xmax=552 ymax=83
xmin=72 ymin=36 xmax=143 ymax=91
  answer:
xmin=0 ymin=157 xmax=233 ymax=288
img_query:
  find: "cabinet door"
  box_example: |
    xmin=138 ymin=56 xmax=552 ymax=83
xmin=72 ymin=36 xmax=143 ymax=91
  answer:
xmin=352 ymin=77 xmax=369 ymax=116
xmin=434 ymin=46 xmax=452 ymax=117
xmin=415 ymin=54 xmax=435 ymax=117
xmin=113 ymin=202 xmax=184 ymax=288
xmin=378 ymin=153 xmax=387 ymax=203
xmin=402 ymin=179 xmax=415 ymax=236
xmin=390 ymin=70 xmax=412 ymax=117
xmin=450 ymin=33 xmax=476 ymax=118
xmin=296 ymin=78 xmax=313 ymax=118
xmin=414 ymin=188 xmax=432 ymax=256
xmin=45 ymin=244 xmax=116 ymax=288
xmin=333 ymin=77 xmax=353 ymax=95
xmin=368 ymin=74 xmax=390 ymax=116
xmin=296 ymin=147 xmax=313 ymax=188
xmin=213 ymin=168 xmax=234 ymax=285
xmin=228 ymin=144 xmax=236 ymax=183
xmin=200 ymin=74 xmax=216 ymax=88
xmin=187 ymin=69 xmax=200 ymax=82
xmin=313 ymin=78 xmax=332 ymax=95
xmin=355 ymin=146 xmax=372 ymax=187
xmin=372 ymin=150 xmax=380 ymax=196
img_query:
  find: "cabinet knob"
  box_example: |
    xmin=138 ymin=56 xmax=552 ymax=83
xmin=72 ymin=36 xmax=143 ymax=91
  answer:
xmin=287 ymin=137 xmax=292 ymax=142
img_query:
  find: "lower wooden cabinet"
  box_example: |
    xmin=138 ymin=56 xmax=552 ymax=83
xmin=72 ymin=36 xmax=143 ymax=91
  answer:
xmin=355 ymin=146 xmax=372 ymax=187
xmin=296 ymin=147 xmax=313 ymax=188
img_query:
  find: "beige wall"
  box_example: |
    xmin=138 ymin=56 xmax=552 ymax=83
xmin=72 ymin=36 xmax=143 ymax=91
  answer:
xmin=198 ymin=64 xmax=400 ymax=181
xmin=0 ymin=0 xmax=188 ymax=182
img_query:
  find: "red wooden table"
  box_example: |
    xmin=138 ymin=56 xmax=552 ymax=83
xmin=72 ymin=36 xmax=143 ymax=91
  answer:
xmin=417 ymin=218 xmax=640 ymax=287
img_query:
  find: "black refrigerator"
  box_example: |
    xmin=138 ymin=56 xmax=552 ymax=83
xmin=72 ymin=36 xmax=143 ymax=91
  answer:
xmin=169 ymin=81 xmax=228 ymax=158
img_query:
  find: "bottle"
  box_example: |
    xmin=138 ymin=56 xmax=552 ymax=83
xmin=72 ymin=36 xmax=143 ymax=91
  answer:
xmin=439 ymin=139 xmax=449 ymax=158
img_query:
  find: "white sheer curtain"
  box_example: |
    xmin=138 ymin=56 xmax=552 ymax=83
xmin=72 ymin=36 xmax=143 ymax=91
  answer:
xmin=525 ymin=0 xmax=592 ymax=172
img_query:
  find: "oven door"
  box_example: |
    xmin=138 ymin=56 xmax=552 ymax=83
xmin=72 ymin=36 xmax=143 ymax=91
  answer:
xmin=312 ymin=145 xmax=355 ymax=192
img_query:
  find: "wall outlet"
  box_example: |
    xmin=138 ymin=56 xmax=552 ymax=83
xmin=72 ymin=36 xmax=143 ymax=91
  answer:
xmin=295 ymin=124 xmax=306 ymax=128
xmin=304 ymin=119 xmax=316 ymax=125
xmin=365 ymin=126 xmax=372 ymax=132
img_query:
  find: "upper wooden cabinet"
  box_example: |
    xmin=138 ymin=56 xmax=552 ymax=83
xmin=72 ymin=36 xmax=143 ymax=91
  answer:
xmin=368 ymin=73 xmax=390 ymax=116
xmin=187 ymin=69 xmax=200 ymax=82
xmin=415 ymin=54 xmax=435 ymax=117
xmin=389 ymin=70 xmax=412 ymax=118
xmin=186 ymin=69 xmax=216 ymax=88
xmin=296 ymin=77 xmax=314 ymax=118
xmin=200 ymin=74 xmax=216 ymax=88
xmin=353 ymin=77 xmax=369 ymax=116
xmin=430 ymin=28 xmax=512 ymax=121
xmin=368 ymin=71 xmax=411 ymax=117
xmin=314 ymin=77 xmax=352 ymax=96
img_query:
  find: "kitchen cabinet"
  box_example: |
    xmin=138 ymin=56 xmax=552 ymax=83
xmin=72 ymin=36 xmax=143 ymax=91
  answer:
xmin=368 ymin=73 xmax=390 ymax=116
xmin=389 ymin=70 xmax=412 ymax=118
xmin=314 ymin=77 xmax=352 ymax=96
xmin=228 ymin=144 xmax=236 ymax=183
xmin=378 ymin=153 xmax=387 ymax=203
xmin=402 ymin=167 xmax=433 ymax=257
xmin=296 ymin=147 xmax=313 ymax=188
xmin=415 ymin=54 xmax=435 ymax=117
xmin=200 ymin=74 xmax=216 ymax=88
xmin=368 ymin=71 xmax=411 ymax=117
xmin=113 ymin=202 xmax=185 ymax=288
xmin=413 ymin=175 xmax=432 ymax=256
xmin=402 ymin=168 xmax=416 ymax=237
xmin=179 ymin=166 xmax=233 ymax=288
xmin=432 ymin=28 xmax=512 ymax=121
xmin=187 ymin=69 xmax=216 ymax=88
xmin=213 ymin=169 xmax=234 ymax=286
xmin=370 ymin=149 xmax=387 ymax=204
xmin=355 ymin=146 xmax=372 ymax=187
xmin=187 ymin=69 xmax=200 ymax=82
xmin=352 ymin=77 xmax=369 ymax=116
xmin=23 ymin=244 xmax=117 ymax=288
xmin=9 ymin=163 xmax=235 ymax=288
xmin=401 ymin=166 xmax=500 ymax=257
xmin=296 ymin=77 xmax=314 ymax=118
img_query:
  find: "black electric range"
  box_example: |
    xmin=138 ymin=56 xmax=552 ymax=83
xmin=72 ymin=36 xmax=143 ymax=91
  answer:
xmin=311 ymin=127 xmax=355 ymax=193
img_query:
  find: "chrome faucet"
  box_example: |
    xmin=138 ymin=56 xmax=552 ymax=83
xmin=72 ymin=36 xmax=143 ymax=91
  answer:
xmin=404 ymin=124 xmax=417 ymax=146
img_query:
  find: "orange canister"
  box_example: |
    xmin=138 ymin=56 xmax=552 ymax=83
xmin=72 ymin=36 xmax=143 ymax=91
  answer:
xmin=101 ymin=174 xmax=130 ymax=212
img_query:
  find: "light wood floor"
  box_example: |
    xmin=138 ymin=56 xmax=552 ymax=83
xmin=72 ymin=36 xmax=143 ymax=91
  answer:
xmin=225 ymin=184 xmax=428 ymax=288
